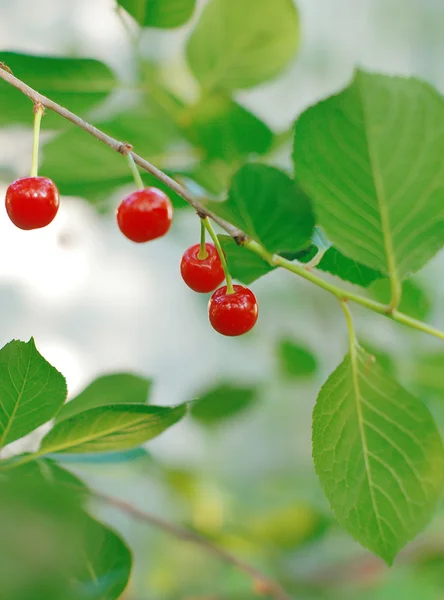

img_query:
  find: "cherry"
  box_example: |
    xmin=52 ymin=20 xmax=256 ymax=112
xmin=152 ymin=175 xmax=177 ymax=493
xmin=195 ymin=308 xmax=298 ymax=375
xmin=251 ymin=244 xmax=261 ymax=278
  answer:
xmin=208 ymin=285 xmax=258 ymax=336
xmin=180 ymin=243 xmax=225 ymax=293
xmin=5 ymin=177 xmax=60 ymax=230
xmin=117 ymin=187 xmax=173 ymax=243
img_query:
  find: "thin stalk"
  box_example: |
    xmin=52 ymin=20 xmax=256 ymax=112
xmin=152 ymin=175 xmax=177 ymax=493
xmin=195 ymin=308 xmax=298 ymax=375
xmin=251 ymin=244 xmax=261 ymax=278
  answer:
xmin=127 ymin=152 xmax=144 ymax=190
xmin=30 ymin=104 xmax=44 ymax=177
xmin=203 ymin=217 xmax=235 ymax=294
xmin=197 ymin=219 xmax=208 ymax=259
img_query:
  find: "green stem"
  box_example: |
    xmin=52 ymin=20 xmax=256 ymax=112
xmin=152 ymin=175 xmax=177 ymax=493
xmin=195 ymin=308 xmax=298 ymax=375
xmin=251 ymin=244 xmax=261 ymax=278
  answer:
xmin=339 ymin=300 xmax=357 ymax=348
xmin=197 ymin=219 xmax=208 ymax=260
xmin=244 ymin=239 xmax=444 ymax=342
xmin=0 ymin=451 xmax=42 ymax=471
xmin=127 ymin=152 xmax=144 ymax=190
xmin=30 ymin=104 xmax=44 ymax=177
xmin=203 ymin=217 xmax=235 ymax=294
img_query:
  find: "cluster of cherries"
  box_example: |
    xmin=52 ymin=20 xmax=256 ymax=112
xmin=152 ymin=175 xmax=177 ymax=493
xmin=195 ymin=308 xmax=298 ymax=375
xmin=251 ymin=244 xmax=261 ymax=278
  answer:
xmin=5 ymin=124 xmax=258 ymax=337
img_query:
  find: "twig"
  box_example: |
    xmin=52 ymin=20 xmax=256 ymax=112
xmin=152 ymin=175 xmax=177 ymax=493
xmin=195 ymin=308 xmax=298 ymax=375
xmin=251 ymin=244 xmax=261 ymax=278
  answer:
xmin=0 ymin=65 xmax=443 ymax=342
xmin=96 ymin=492 xmax=293 ymax=600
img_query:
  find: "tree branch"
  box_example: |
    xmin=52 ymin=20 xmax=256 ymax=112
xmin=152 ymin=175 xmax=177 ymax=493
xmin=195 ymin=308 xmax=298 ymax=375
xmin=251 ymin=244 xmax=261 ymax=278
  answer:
xmin=96 ymin=492 xmax=293 ymax=600
xmin=0 ymin=65 xmax=443 ymax=342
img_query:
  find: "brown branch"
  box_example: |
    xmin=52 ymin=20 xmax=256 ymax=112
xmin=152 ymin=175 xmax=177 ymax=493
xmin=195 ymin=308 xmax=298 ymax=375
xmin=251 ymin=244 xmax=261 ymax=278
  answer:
xmin=0 ymin=65 xmax=244 ymax=241
xmin=96 ymin=492 xmax=293 ymax=600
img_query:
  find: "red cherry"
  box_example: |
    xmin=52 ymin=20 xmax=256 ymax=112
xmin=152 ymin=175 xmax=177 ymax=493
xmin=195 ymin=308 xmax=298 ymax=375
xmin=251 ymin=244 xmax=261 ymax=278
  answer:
xmin=117 ymin=187 xmax=173 ymax=243
xmin=208 ymin=285 xmax=258 ymax=336
xmin=180 ymin=243 xmax=225 ymax=293
xmin=5 ymin=177 xmax=60 ymax=230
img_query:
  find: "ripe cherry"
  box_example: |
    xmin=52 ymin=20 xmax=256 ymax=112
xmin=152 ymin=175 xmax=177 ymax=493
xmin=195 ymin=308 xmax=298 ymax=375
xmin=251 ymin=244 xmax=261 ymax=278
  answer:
xmin=208 ymin=285 xmax=258 ymax=336
xmin=5 ymin=176 xmax=60 ymax=230
xmin=117 ymin=187 xmax=173 ymax=243
xmin=180 ymin=243 xmax=225 ymax=293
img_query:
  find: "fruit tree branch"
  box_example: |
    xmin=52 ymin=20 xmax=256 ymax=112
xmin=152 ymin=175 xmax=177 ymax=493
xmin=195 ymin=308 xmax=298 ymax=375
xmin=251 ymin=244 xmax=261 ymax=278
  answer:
xmin=96 ymin=492 xmax=293 ymax=600
xmin=0 ymin=65 xmax=443 ymax=341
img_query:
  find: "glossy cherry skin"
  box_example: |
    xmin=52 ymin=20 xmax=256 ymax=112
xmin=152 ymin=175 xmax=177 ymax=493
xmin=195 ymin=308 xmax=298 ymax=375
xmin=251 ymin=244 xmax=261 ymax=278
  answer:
xmin=180 ymin=243 xmax=225 ymax=293
xmin=5 ymin=177 xmax=60 ymax=230
xmin=208 ymin=285 xmax=258 ymax=336
xmin=117 ymin=187 xmax=173 ymax=243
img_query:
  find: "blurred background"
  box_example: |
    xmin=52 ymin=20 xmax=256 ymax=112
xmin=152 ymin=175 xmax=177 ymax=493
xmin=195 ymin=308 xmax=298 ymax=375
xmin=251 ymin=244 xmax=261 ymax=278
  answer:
xmin=1 ymin=0 xmax=444 ymax=598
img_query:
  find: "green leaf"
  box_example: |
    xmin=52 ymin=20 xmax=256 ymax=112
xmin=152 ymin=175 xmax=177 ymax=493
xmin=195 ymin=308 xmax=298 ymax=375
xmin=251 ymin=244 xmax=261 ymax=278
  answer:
xmin=218 ymin=235 xmax=275 ymax=284
xmin=208 ymin=164 xmax=315 ymax=254
xmin=40 ymin=403 xmax=186 ymax=454
xmin=186 ymin=0 xmax=299 ymax=91
xmin=0 ymin=338 xmax=67 ymax=449
xmin=190 ymin=384 xmax=258 ymax=425
xmin=0 ymin=52 xmax=116 ymax=128
xmin=408 ymin=353 xmax=444 ymax=398
xmin=118 ymin=0 xmax=196 ymax=28
xmin=277 ymin=339 xmax=318 ymax=379
xmin=293 ymin=70 xmax=444 ymax=280
xmin=313 ymin=345 xmax=444 ymax=563
xmin=74 ymin=517 xmax=131 ymax=600
xmin=315 ymin=247 xmax=384 ymax=288
xmin=57 ymin=373 xmax=152 ymax=422
xmin=184 ymin=94 xmax=273 ymax=161
xmin=370 ymin=278 xmax=431 ymax=321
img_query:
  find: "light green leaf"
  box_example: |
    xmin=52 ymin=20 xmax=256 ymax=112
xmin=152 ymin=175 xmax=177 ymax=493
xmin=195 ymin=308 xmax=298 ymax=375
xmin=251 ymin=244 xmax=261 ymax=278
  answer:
xmin=408 ymin=353 xmax=444 ymax=398
xmin=40 ymin=404 xmax=186 ymax=454
xmin=313 ymin=345 xmax=444 ymax=563
xmin=370 ymin=278 xmax=431 ymax=321
xmin=208 ymin=164 xmax=315 ymax=254
xmin=118 ymin=0 xmax=196 ymax=28
xmin=293 ymin=70 xmax=444 ymax=281
xmin=186 ymin=0 xmax=299 ymax=91
xmin=0 ymin=52 xmax=116 ymax=128
xmin=190 ymin=384 xmax=257 ymax=425
xmin=57 ymin=373 xmax=152 ymax=422
xmin=0 ymin=339 xmax=67 ymax=449
xmin=184 ymin=94 xmax=273 ymax=161
xmin=74 ymin=517 xmax=132 ymax=600
xmin=277 ymin=339 xmax=318 ymax=379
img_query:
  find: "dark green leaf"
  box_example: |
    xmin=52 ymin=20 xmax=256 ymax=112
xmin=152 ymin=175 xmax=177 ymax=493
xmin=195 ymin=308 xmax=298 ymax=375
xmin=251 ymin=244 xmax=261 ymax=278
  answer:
xmin=57 ymin=373 xmax=153 ymax=422
xmin=219 ymin=235 xmax=275 ymax=284
xmin=293 ymin=70 xmax=444 ymax=279
xmin=208 ymin=164 xmax=315 ymax=254
xmin=0 ymin=338 xmax=67 ymax=449
xmin=191 ymin=383 xmax=258 ymax=425
xmin=184 ymin=94 xmax=273 ymax=161
xmin=277 ymin=339 xmax=318 ymax=379
xmin=0 ymin=52 xmax=116 ymax=128
xmin=73 ymin=517 xmax=131 ymax=600
xmin=186 ymin=0 xmax=299 ymax=91
xmin=40 ymin=403 xmax=187 ymax=454
xmin=118 ymin=0 xmax=196 ymax=28
xmin=370 ymin=278 xmax=431 ymax=320
xmin=313 ymin=346 xmax=444 ymax=563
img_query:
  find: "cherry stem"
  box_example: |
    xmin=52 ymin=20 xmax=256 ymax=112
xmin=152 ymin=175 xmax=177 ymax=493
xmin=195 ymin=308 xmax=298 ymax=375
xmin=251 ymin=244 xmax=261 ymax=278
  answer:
xmin=127 ymin=152 xmax=145 ymax=190
xmin=197 ymin=219 xmax=209 ymax=260
xmin=202 ymin=217 xmax=235 ymax=294
xmin=30 ymin=103 xmax=44 ymax=177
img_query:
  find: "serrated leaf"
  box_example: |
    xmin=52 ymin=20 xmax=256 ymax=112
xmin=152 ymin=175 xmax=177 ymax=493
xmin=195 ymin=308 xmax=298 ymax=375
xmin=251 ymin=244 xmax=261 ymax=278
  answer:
xmin=219 ymin=235 xmax=275 ymax=284
xmin=0 ymin=338 xmax=67 ymax=449
xmin=74 ymin=517 xmax=132 ymax=600
xmin=370 ymin=278 xmax=431 ymax=321
xmin=0 ymin=52 xmax=116 ymax=128
xmin=208 ymin=164 xmax=315 ymax=255
xmin=190 ymin=384 xmax=257 ymax=425
xmin=40 ymin=404 xmax=186 ymax=454
xmin=277 ymin=339 xmax=318 ymax=379
xmin=118 ymin=0 xmax=196 ymax=28
xmin=293 ymin=70 xmax=444 ymax=281
xmin=184 ymin=94 xmax=273 ymax=161
xmin=186 ymin=0 xmax=299 ymax=91
xmin=313 ymin=345 xmax=444 ymax=563
xmin=57 ymin=373 xmax=152 ymax=422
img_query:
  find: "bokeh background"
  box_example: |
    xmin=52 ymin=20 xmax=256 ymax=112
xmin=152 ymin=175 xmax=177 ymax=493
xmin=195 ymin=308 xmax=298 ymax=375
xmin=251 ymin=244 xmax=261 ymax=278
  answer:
xmin=1 ymin=0 xmax=444 ymax=598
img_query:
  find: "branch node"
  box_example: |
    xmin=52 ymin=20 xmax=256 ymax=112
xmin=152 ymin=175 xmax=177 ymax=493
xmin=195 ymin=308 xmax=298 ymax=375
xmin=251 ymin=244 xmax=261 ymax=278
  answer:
xmin=234 ymin=234 xmax=248 ymax=246
xmin=0 ymin=61 xmax=12 ymax=74
xmin=118 ymin=142 xmax=133 ymax=155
